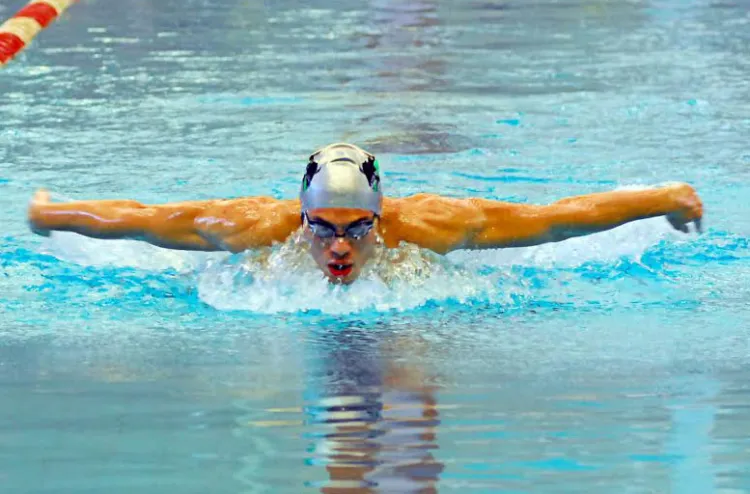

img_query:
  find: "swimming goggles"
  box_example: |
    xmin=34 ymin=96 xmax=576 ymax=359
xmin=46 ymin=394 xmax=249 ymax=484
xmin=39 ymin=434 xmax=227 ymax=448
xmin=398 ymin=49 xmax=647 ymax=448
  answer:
xmin=304 ymin=212 xmax=375 ymax=240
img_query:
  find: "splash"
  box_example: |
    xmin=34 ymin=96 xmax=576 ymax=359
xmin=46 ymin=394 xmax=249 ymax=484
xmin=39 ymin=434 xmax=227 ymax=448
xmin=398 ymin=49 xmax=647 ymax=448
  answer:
xmin=448 ymin=216 xmax=684 ymax=269
xmin=40 ymin=231 xmax=225 ymax=272
xmin=196 ymin=230 xmax=513 ymax=314
xmin=36 ymin=216 xmax=702 ymax=315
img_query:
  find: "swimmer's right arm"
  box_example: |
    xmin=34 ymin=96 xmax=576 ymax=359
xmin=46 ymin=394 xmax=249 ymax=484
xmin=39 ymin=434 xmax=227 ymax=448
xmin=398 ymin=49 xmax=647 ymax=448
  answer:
xmin=28 ymin=189 xmax=302 ymax=252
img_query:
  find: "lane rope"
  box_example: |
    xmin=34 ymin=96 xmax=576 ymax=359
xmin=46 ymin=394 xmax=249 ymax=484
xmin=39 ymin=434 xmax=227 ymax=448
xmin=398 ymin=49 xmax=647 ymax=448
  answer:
xmin=0 ymin=0 xmax=77 ymax=67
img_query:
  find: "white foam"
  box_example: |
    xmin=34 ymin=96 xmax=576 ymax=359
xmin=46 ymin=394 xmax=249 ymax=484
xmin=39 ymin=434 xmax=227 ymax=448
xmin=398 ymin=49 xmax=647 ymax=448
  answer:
xmin=195 ymin=233 xmax=514 ymax=314
xmin=40 ymin=231 xmax=226 ymax=273
xmin=38 ymin=214 xmax=697 ymax=314
xmin=448 ymin=217 xmax=686 ymax=269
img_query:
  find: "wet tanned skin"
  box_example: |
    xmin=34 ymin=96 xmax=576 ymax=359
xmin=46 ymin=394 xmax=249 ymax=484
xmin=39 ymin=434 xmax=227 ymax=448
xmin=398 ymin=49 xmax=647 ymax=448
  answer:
xmin=28 ymin=182 xmax=703 ymax=281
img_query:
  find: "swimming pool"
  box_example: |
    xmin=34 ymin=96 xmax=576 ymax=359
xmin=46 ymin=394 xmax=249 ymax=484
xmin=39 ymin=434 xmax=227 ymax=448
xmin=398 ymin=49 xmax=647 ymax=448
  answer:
xmin=2 ymin=0 xmax=750 ymax=491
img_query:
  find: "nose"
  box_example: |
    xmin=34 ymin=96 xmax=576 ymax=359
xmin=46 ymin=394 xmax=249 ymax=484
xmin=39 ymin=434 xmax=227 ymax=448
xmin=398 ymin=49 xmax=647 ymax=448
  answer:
xmin=328 ymin=237 xmax=352 ymax=258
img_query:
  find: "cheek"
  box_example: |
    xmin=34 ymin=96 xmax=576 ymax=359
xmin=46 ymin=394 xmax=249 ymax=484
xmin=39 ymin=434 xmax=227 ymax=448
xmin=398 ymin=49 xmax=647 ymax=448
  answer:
xmin=355 ymin=238 xmax=376 ymax=260
xmin=309 ymin=243 xmax=327 ymax=262
xmin=304 ymin=236 xmax=324 ymax=261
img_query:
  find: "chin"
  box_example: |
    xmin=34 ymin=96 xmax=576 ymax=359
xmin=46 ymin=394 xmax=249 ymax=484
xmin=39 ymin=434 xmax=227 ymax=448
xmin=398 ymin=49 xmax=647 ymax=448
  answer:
xmin=327 ymin=274 xmax=358 ymax=285
xmin=323 ymin=268 xmax=360 ymax=285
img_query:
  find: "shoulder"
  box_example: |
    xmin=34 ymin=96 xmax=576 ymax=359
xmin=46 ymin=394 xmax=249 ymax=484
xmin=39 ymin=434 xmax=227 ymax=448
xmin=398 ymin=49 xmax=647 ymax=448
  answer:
xmin=196 ymin=196 xmax=300 ymax=233
xmin=201 ymin=196 xmax=300 ymax=219
xmin=383 ymin=193 xmax=466 ymax=213
xmin=383 ymin=193 xmax=495 ymax=220
xmin=197 ymin=197 xmax=302 ymax=251
xmin=378 ymin=194 xmax=486 ymax=251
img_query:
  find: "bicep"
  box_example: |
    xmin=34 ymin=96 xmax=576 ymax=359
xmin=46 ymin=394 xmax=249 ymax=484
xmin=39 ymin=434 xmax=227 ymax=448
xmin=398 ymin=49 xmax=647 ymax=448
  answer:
xmin=388 ymin=195 xmax=485 ymax=253
xmin=125 ymin=202 xmax=221 ymax=250
xmin=390 ymin=195 xmax=557 ymax=252
xmin=194 ymin=198 xmax=302 ymax=252
xmin=136 ymin=198 xmax=279 ymax=252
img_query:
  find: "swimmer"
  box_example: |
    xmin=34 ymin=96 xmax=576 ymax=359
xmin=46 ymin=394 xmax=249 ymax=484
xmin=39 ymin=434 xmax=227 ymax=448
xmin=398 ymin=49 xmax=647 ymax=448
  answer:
xmin=28 ymin=142 xmax=703 ymax=284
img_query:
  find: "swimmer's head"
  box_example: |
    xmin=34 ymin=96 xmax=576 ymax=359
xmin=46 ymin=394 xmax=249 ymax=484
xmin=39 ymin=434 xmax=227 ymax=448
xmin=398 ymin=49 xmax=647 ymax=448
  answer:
xmin=300 ymin=143 xmax=382 ymax=215
xmin=300 ymin=143 xmax=382 ymax=284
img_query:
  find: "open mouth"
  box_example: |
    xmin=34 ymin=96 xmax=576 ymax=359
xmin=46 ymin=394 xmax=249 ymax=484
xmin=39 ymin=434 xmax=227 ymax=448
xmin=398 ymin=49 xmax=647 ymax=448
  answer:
xmin=328 ymin=263 xmax=353 ymax=278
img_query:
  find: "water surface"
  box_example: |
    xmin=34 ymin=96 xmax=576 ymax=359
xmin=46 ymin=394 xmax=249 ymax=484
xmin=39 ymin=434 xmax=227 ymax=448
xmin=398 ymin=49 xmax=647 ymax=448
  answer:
xmin=1 ymin=0 xmax=750 ymax=492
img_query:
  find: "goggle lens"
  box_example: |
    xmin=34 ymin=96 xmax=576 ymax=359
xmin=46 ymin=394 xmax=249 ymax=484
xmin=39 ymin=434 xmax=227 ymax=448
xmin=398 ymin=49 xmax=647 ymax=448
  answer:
xmin=307 ymin=217 xmax=374 ymax=240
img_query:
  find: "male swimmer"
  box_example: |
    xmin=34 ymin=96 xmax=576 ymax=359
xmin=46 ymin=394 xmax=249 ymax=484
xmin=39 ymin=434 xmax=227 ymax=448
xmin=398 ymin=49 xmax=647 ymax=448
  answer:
xmin=28 ymin=143 xmax=703 ymax=284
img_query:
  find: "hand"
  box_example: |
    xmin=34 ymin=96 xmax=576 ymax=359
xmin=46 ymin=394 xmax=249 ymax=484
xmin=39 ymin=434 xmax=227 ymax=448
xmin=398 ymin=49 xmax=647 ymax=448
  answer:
xmin=664 ymin=183 xmax=703 ymax=234
xmin=28 ymin=188 xmax=52 ymax=237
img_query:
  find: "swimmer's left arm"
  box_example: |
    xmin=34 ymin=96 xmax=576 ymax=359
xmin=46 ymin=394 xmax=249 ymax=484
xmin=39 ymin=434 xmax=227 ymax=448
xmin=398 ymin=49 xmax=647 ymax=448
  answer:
xmin=471 ymin=183 xmax=703 ymax=250
xmin=384 ymin=183 xmax=703 ymax=253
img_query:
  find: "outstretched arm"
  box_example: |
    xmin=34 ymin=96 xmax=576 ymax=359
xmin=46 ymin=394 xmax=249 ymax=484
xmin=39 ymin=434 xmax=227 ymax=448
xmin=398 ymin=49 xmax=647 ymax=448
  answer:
xmin=382 ymin=183 xmax=703 ymax=254
xmin=28 ymin=189 xmax=301 ymax=252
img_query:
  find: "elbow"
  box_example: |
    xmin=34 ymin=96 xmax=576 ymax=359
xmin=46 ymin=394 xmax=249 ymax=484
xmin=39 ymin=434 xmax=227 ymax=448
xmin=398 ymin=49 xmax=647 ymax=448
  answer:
xmin=545 ymin=226 xmax=580 ymax=243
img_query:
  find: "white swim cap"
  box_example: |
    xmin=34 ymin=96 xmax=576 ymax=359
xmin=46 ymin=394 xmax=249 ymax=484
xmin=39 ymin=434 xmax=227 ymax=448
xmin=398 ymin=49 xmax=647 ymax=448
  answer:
xmin=300 ymin=143 xmax=383 ymax=215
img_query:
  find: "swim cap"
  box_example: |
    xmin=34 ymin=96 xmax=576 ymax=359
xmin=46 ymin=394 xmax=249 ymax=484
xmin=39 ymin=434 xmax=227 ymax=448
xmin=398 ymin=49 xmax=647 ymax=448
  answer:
xmin=300 ymin=143 xmax=383 ymax=215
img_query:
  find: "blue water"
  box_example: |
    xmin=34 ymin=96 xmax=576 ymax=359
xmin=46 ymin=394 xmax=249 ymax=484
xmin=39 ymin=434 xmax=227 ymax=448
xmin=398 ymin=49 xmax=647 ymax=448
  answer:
xmin=2 ymin=0 xmax=750 ymax=492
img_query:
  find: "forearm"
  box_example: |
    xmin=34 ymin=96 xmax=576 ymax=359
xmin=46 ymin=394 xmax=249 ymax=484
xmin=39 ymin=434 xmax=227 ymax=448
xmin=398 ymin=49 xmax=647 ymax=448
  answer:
xmin=30 ymin=200 xmax=145 ymax=237
xmin=546 ymin=187 xmax=676 ymax=240
xmin=468 ymin=184 xmax=696 ymax=250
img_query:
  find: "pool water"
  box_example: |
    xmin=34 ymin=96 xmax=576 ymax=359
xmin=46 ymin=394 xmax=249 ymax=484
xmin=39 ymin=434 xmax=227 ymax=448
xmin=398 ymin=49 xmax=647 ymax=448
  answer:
xmin=2 ymin=0 xmax=750 ymax=492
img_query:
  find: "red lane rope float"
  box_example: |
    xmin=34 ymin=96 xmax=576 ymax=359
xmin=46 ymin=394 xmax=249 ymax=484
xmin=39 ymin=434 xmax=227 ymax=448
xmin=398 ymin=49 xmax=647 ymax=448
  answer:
xmin=0 ymin=0 xmax=76 ymax=67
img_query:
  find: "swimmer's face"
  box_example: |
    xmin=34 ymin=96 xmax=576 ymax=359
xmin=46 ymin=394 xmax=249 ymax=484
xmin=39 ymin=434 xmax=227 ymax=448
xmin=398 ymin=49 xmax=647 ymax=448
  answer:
xmin=304 ymin=208 xmax=378 ymax=284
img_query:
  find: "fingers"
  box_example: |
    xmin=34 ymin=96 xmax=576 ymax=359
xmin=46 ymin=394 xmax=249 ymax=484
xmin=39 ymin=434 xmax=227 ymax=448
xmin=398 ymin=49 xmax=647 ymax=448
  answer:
xmin=667 ymin=215 xmax=692 ymax=234
xmin=28 ymin=192 xmax=52 ymax=237
xmin=32 ymin=188 xmax=51 ymax=204
xmin=668 ymin=217 xmax=702 ymax=235
xmin=667 ymin=183 xmax=704 ymax=235
xmin=667 ymin=215 xmax=683 ymax=232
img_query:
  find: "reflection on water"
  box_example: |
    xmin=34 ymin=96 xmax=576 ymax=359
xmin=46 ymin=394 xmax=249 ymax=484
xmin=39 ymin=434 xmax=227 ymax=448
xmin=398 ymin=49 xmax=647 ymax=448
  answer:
xmin=4 ymin=319 xmax=750 ymax=493
xmin=354 ymin=0 xmax=474 ymax=155
xmin=305 ymin=327 xmax=443 ymax=492
xmin=362 ymin=0 xmax=443 ymax=90
xmin=4 ymin=0 xmax=750 ymax=492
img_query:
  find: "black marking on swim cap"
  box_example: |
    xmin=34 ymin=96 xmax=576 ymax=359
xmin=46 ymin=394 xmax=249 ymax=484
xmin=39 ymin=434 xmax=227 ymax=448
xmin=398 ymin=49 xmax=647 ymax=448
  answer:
xmin=372 ymin=159 xmax=380 ymax=192
xmin=361 ymin=156 xmax=380 ymax=191
xmin=302 ymin=158 xmax=320 ymax=191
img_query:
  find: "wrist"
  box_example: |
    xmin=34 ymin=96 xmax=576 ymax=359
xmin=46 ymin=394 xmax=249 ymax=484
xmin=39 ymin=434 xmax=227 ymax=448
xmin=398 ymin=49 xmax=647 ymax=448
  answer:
xmin=659 ymin=183 xmax=689 ymax=213
xmin=626 ymin=187 xmax=673 ymax=218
